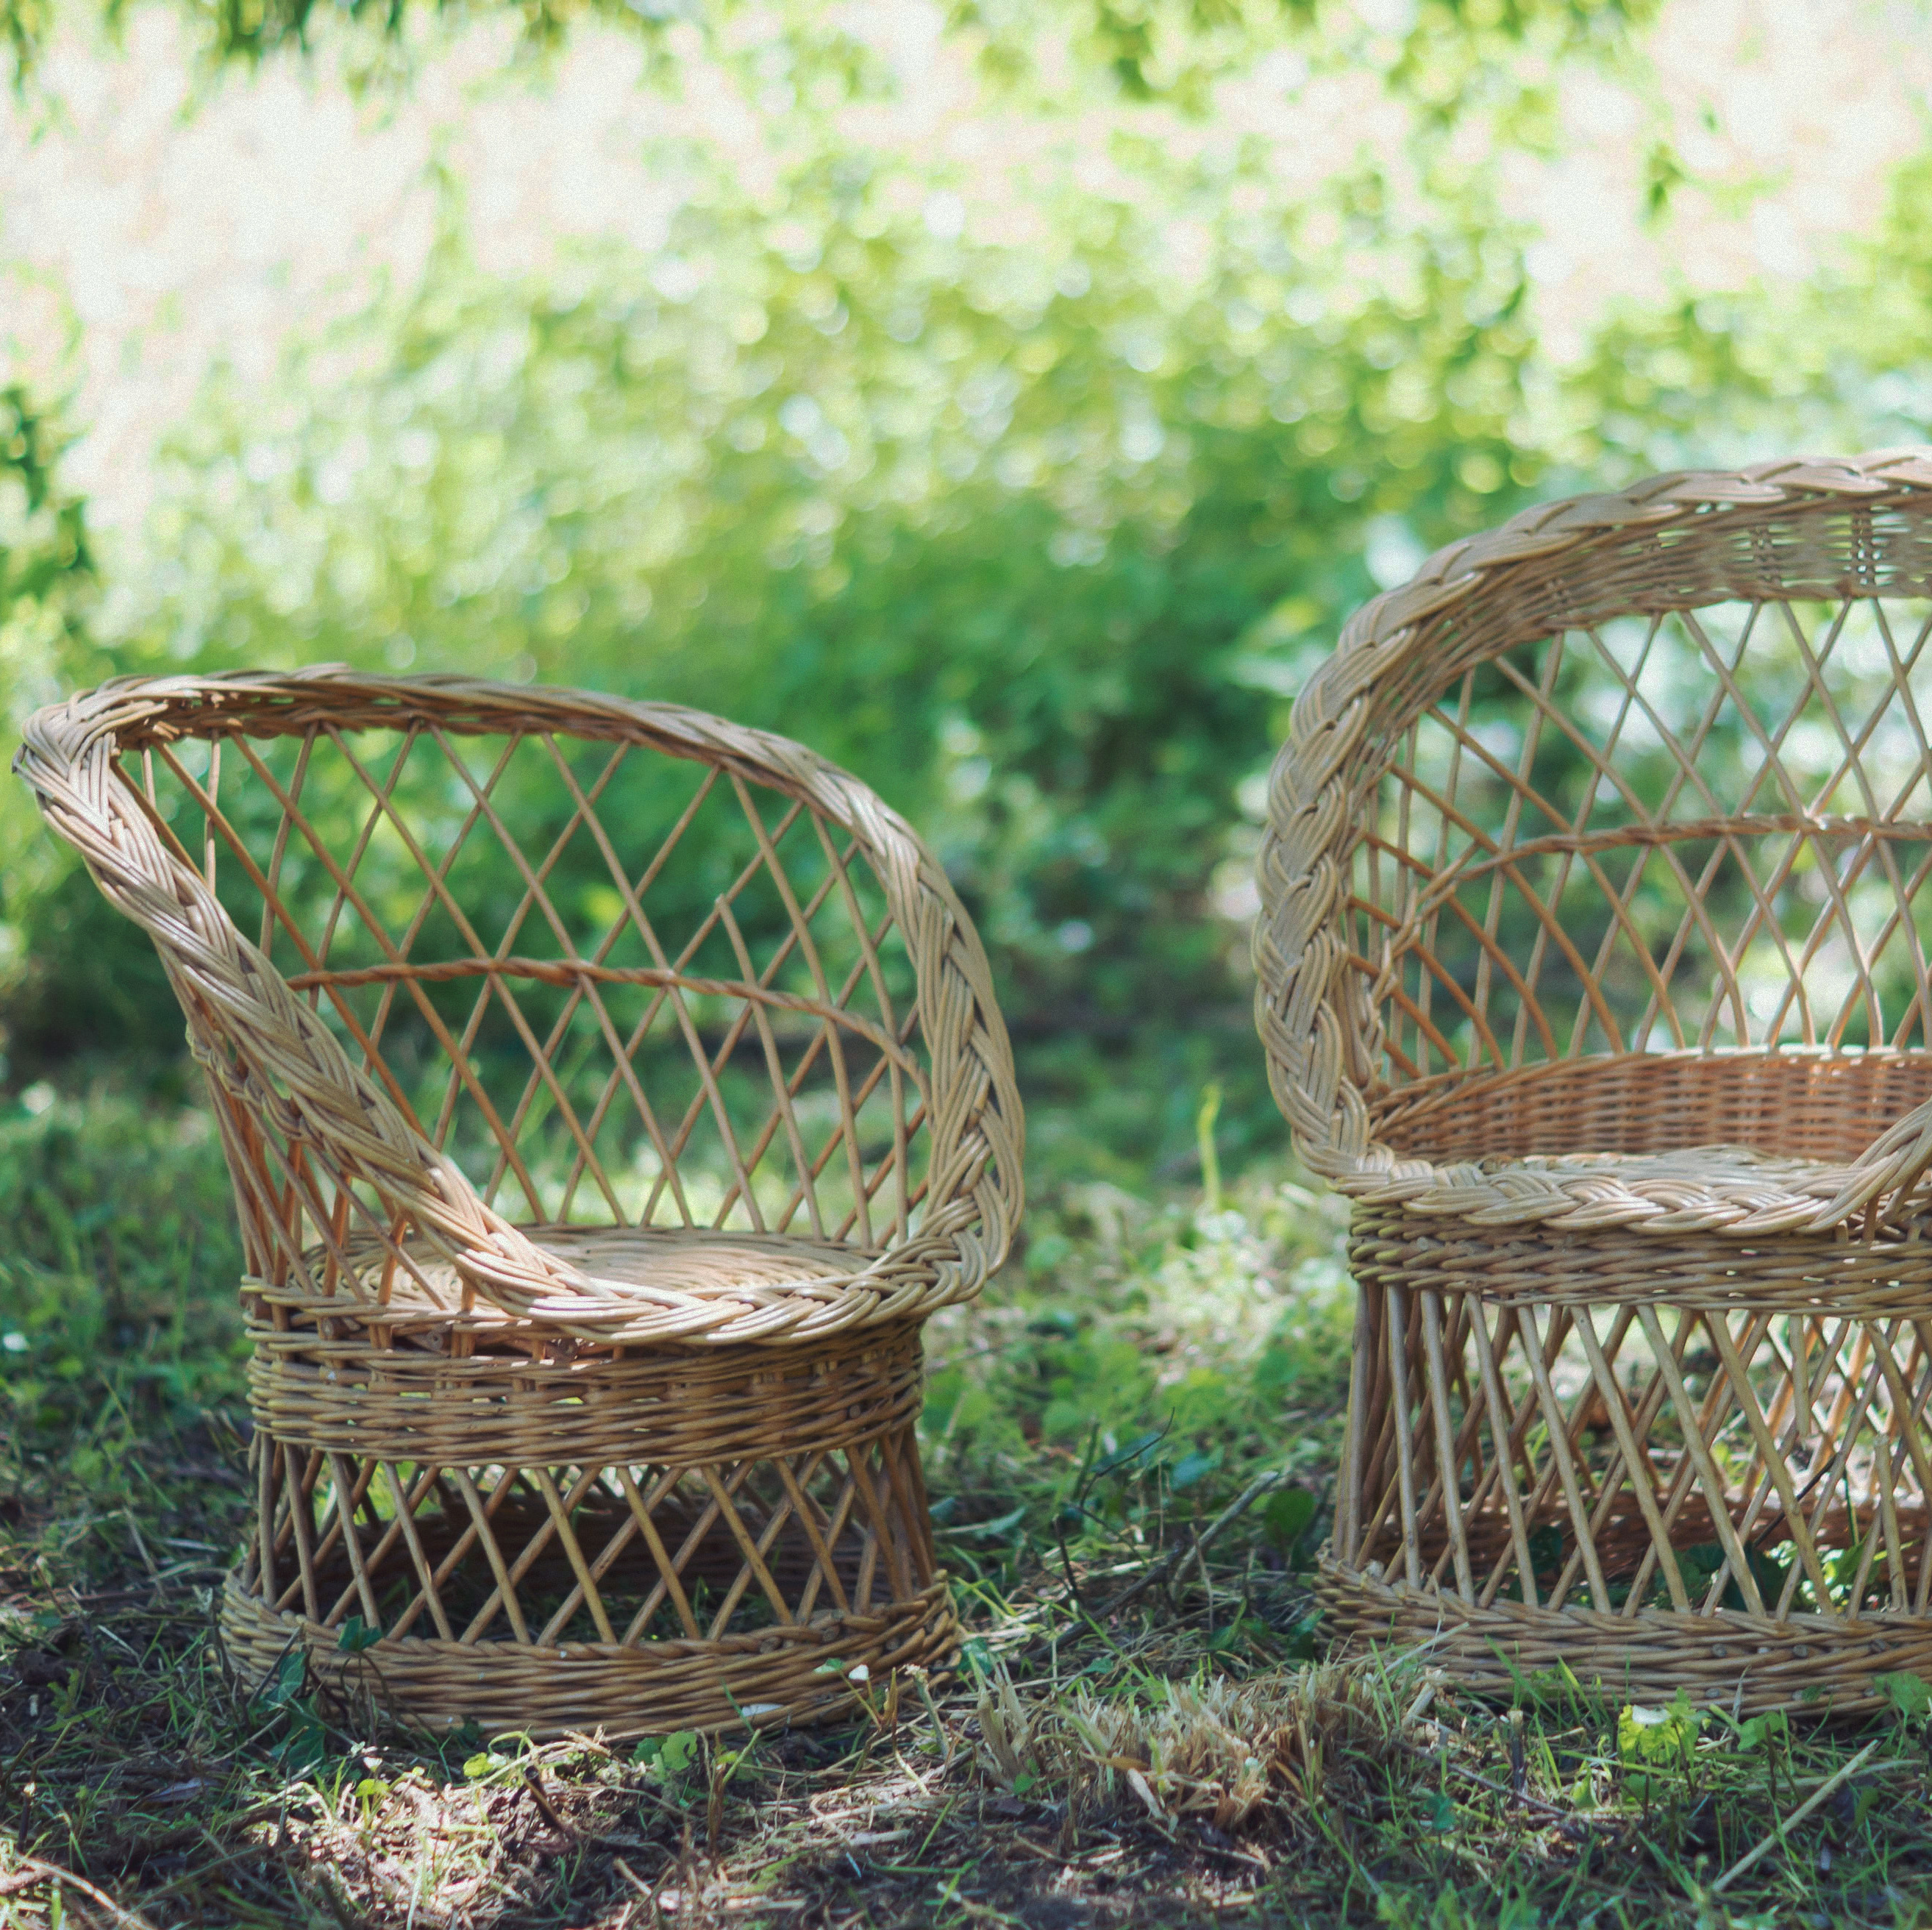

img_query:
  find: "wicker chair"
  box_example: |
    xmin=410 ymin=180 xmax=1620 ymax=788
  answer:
xmin=1255 ymin=452 xmax=1932 ymax=1714
xmin=17 ymin=671 xmax=1022 ymax=1737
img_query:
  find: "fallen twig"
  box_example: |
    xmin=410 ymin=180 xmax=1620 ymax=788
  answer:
xmin=1430 ymin=1751 xmax=1575 ymax=1823
xmin=522 ymin=1763 xmax=579 ymax=1840
xmin=0 ymin=1857 xmax=159 ymax=1930
xmin=1097 ymin=1470 xmax=1286 ymax=1617
xmin=1711 ymin=1736 xmax=1882 ymax=1895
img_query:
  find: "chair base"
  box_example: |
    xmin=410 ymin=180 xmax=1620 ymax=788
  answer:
xmin=233 ymin=1296 xmax=958 ymax=1739
xmin=1316 ymin=1558 xmax=1932 ymax=1717
xmin=221 ymin=1572 xmax=958 ymax=1738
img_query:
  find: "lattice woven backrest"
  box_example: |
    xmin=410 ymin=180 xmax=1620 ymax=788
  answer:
xmin=17 ymin=673 xmax=1022 ymax=1333
xmin=1258 ymin=455 xmax=1932 ymax=1178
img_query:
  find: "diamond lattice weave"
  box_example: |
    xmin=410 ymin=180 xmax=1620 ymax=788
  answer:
xmin=1255 ymin=454 xmax=1932 ymax=1713
xmin=16 ymin=672 xmax=1022 ymax=1735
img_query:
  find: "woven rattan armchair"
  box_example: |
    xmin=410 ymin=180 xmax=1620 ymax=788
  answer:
xmin=1255 ymin=452 xmax=1932 ymax=1714
xmin=17 ymin=671 xmax=1022 ymax=1737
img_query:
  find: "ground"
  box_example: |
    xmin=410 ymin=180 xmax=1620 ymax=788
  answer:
xmin=3 ymin=1081 xmax=1932 ymax=1929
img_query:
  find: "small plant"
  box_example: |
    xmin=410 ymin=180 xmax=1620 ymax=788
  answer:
xmin=253 ymin=1648 xmax=330 ymax=1775
xmin=1616 ymin=1691 xmax=1705 ymax=1803
xmin=633 ymin=1729 xmax=699 ymax=1784
xmin=1874 ymin=1671 xmax=1932 ymax=1724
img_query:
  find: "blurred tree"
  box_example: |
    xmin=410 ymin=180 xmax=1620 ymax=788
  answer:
xmin=75 ymin=130 xmax=1547 ymax=1166
xmin=0 ymin=385 xmax=149 ymax=1069
xmin=1 ymin=0 xmax=1655 ymax=106
xmin=15 ymin=0 xmax=1928 ymax=1181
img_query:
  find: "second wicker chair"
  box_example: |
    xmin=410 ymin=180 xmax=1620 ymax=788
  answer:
xmin=1255 ymin=452 xmax=1932 ymax=1714
xmin=18 ymin=671 xmax=1022 ymax=1737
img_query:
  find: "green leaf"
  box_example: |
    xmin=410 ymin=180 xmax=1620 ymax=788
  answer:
xmin=1280 ymin=1612 xmax=1321 ymax=1662
xmin=1617 ymin=1691 xmax=1703 ymax=1776
xmin=1171 ymin=1448 xmax=1222 ymax=1492
xmin=1876 ymin=1672 xmax=1932 ymax=1720
xmin=257 ymin=1650 xmax=306 ymax=1708
xmin=336 ymin=1614 xmax=382 ymax=1653
xmin=1261 ymin=1486 xmax=1316 ymax=1559
xmin=637 ymin=1729 xmax=699 ymax=1778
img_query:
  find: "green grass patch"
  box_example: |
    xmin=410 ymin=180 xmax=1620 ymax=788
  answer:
xmin=4 ymin=1082 xmax=1932 ymax=1927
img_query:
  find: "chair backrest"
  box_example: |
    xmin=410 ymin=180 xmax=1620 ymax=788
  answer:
xmin=18 ymin=672 xmax=1022 ymax=1331
xmin=1257 ymin=454 xmax=1932 ymax=1176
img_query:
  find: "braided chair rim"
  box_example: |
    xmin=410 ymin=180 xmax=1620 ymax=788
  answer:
xmin=1252 ymin=448 xmax=1932 ymax=1239
xmin=14 ymin=668 xmax=1024 ymax=1345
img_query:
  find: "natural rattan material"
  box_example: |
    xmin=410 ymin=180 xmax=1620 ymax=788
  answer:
xmin=16 ymin=671 xmax=1022 ymax=1737
xmin=1255 ymin=452 xmax=1932 ymax=1714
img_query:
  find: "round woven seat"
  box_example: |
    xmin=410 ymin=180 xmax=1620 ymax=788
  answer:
xmin=16 ymin=670 xmax=1022 ymax=1737
xmin=1255 ymin=452 xmax=1932 ymax=1715
xmin=307 ymin=1225 xmax=891 ymax=1336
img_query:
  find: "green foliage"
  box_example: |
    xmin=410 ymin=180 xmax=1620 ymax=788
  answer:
xmin=5 ymin=0 xmax=1928 ymax=1204
xmin=633 ymin=1729 xmax=699 ymax=1782
xmin=0 ymin=1081 xmax=247 ymax=1528
xmin=1258 ymin=1482 xmax=1314 ymax=1563
xmin=1733 ymin=1706 xmax=1786 ymax=1754
xmin=962 ymin=0 xmax=1656 ymax=118
xmin=1549 ymin=146 xmax=1932 ymax=480
xmin=336 ymin=1614 xmax=385 ymax=1653
xmin=0 ymin=387 xmax=105 ymax=1028
xmin=76 ymin=128 xmax=1547 ymax=1169
xmin=0 ymin=0 xmax=1655 ymax=103
xmin=1875 ymin=1671 xmax=1932 ymax=1722
xmin=1616 ymin=1690 xmax=1703 ymax=1801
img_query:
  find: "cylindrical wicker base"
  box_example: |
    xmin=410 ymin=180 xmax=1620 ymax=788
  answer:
xmin=221 ymin=1573 xmax=959 ymax=1737
xmin=230 ymin=1302 xmax=958 ymax=1737
xmin=1317 ymin=1559 xmax=1932 ymax=1718
xmin=1327 ymin=1203 xmax=1932 ymax=1717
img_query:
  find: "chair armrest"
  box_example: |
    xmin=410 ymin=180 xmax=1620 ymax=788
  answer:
xmin=1252 ymin=645 xmax=1416 ymax=1192
xmin=13 ymin=689 xmax=565 ymax=1314
xmin=799 ymin=767 xmax=1024 ymax=1296
xmin=1835 ymin=1096 xmax=1932 ymax=1231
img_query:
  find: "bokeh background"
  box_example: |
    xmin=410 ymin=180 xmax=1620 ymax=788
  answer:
xmin=4 ymin=0 xmax=1931 ymax=1186
xmin=7 ymin=20 xmax=1932 ymax=1923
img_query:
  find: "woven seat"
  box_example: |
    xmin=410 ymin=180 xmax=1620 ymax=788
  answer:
xmin=16 ymin=669 xmax=1022 ymax=1737
xmin=335 ymin=1225 xmax=874 ymax=1314
xmin=1255 ymin=452 xmax=1932 ymax=1714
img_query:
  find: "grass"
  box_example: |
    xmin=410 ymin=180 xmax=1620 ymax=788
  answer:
xmin=4 ymin=1077 xmax=1932 ymax=1928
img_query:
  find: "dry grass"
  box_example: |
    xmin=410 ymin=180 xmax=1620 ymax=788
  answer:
xmin=7 ymin=1083 xmax=1932 ymax=1928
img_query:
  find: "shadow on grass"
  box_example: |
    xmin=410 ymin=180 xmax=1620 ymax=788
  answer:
xmin=3 ymin=1083 xmax=1931 ymax=1928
